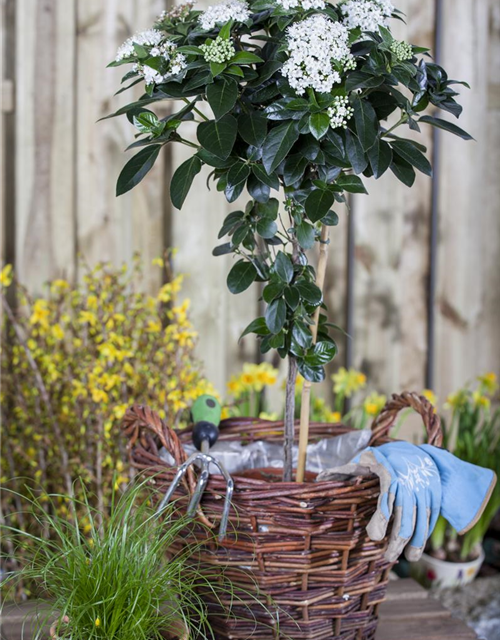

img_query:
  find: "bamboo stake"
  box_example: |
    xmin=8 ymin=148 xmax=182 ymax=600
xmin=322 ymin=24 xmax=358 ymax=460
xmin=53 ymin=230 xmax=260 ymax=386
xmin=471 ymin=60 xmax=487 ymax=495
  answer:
xmin=296 ymin=225 xmax=330 ymax=482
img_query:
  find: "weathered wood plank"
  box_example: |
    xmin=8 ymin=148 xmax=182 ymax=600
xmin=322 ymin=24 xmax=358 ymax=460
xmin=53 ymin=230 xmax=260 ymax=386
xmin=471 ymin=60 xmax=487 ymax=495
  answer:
xmin=75 ymin=0 xmax=166 ymax=294
xmin=14 ymin=0 xmax=77 ymax=291
xmin=168 ymin=0 xmax=260 ymax=393
xmin=350 ymin=0 xmax=435 ymax=411
xmin=434 ymin=0 xmax=500 ymax=400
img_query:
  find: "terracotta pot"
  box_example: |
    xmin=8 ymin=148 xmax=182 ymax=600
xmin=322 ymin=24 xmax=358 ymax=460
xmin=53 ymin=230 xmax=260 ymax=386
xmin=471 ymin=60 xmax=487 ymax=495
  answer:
xmin=410 ymin=548 xmax=485 ymax=589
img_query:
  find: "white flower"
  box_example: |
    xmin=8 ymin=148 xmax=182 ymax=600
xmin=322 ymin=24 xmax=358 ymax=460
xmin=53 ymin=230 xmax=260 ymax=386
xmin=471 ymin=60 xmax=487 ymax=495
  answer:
xmin=327 ymin=96 xmax=354 ymax=129
xmin=116 ymin=29 xmax=164 ymax=61
xmin=133 ymin=41 xmax=187 ymax=85
xmin=198 ymin=0 xmax=250 ymax=30
xmin=276 ymin=0 xmax=326 ymax=10
xmin=391 ymin=39 xmax=413 ymax=61
xmin=340 ymin=0 xmax=394 ymax=32
xmin=157 ymin=1 xmax=196 ymax=23
xmin=281 ymin=15 xmax=351 ymax=95
xmin=200 ymin=36 xmax=236 ymax=63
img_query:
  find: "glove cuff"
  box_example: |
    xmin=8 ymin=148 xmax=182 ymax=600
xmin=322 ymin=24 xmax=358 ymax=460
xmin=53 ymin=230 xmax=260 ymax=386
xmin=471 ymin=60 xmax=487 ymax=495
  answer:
xmin=457 ymin=470 xmax=497 ymax=535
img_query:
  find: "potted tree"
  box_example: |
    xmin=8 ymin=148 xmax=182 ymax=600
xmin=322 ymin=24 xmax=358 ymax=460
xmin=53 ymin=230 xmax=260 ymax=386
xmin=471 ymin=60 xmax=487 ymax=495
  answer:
xmin=106 ymin=0 xmax=472 ymax=636
xmin=412 ymin=374 xmax=500 ymax=588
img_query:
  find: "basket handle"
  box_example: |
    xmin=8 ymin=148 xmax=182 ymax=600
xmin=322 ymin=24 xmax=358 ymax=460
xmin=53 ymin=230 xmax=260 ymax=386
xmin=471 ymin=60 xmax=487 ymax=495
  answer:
xmin=369 ymin=391 xmax=443 ymax=447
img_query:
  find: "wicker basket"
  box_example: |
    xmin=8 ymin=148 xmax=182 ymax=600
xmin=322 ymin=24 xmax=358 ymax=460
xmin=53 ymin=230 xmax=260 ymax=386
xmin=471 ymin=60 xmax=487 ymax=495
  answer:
xmin=123 ymin=392 xmax=442 ymax=640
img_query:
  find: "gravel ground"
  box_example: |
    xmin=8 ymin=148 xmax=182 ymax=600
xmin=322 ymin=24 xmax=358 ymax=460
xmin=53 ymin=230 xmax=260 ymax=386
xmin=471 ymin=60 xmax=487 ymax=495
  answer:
xmin=432 ymin=575 xmax=500 ymax=640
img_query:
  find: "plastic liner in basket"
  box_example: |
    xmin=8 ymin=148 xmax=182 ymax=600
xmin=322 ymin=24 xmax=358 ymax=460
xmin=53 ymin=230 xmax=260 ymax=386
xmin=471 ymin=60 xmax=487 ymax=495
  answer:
xmin=158 ymin=429 xmax=372 ymax=475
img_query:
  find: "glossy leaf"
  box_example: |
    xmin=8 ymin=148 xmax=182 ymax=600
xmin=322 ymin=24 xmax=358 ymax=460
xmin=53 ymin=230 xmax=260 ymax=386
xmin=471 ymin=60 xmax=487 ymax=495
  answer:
xmin=197 ymin=115 xmax=237 ymax=159
xmin=265 ymin=298 xmax=287 ymax=334
xmin=238 ymin=112 xmax=268 ymax=147
xmin=336 ymin=174 xmax=368 ymax=194
xmin=116 ymin=145 xmax=161 ymax=196
xmin=262 ymin=121 xmax=300 ymax=174
xmin=227 ymin=260 xmax=257 ymax=294
xmin=170 ymin=155 xmax=202 ymax=209
xmin=206 ymin=78 xmax=238 ymax=120
xmin=309 ymin=113 xmax=330 ymax=140
xmin=305 ymin=189 xmax=334 ymax=223
xmin=274 ymin=251 xmax=294 ymax=284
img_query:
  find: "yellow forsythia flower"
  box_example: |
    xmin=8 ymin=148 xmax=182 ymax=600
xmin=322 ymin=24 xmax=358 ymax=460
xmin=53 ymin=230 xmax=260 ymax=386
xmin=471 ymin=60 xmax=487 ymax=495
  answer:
xmin=0 ymin=264 xmax=13 ymax=287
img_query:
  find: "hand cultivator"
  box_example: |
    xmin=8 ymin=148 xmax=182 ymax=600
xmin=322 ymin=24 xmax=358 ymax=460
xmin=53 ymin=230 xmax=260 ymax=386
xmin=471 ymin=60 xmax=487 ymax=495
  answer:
xmin=157 ymin=395 xmax=234 ymax=542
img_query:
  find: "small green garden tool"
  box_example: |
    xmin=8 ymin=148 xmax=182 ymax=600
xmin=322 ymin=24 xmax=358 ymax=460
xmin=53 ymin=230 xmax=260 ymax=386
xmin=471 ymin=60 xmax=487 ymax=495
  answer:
xmin=156 ymin=395 xmax=234 ymax=542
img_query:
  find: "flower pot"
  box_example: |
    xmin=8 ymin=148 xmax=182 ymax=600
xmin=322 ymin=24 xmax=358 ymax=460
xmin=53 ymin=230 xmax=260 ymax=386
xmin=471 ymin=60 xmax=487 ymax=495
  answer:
xmin=410 ymin=548 xmax=484 ymax=589
xmin=124 ymin=393 xmax=442 ymax=640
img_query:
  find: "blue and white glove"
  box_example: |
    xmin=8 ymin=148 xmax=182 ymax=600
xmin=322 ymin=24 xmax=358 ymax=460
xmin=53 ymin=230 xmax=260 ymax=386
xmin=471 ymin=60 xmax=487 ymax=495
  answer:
xmin=317 ymin=442 xmax=497 ymax=562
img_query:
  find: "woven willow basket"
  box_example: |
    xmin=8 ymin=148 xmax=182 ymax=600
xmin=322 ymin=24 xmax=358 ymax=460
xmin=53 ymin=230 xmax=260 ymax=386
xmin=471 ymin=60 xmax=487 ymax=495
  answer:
xmin=123 ymin=391 xmax=442 ymax=640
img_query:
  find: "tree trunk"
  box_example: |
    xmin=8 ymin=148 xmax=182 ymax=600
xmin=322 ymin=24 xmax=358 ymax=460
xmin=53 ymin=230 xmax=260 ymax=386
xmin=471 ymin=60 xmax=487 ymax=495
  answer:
xmin=283 ymin=356 xmax=298 ymax=482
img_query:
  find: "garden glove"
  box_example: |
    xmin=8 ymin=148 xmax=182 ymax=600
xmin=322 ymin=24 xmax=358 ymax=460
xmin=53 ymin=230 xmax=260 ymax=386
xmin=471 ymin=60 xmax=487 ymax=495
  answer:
xmin=317 ymin=442 xmax=496 ymax=563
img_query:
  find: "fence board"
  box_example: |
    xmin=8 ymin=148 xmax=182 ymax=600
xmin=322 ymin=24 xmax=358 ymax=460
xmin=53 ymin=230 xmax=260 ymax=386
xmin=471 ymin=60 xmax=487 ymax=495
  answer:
xmin=75 ymin=0 xmax=166 ymax=294
xmin=4 ymin=0 xmax=500 ymax=404
xmin=14 ymin=0 xmax=77 ymax=290
xmin=350 ymin=0 xmax=435 ymax=407
xmin=435 ymin=0 xmax=500 ymax=401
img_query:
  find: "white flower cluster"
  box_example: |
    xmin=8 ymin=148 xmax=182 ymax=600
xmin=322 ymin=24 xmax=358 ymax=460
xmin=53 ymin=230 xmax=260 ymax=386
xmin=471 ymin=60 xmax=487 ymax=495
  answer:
xmin=157 ymin=1 xmax=196 ymax=23
xmin=340 ymin=0 xmax=394 ymax=32
xmin=276 ymin=0 xmax=325 ymax=11
xmin=391 ymin=39 xmax=413 ymax=61
xmin=343 ymin=54 xmax=357 ymax=71
xmin=282 ymin=15 xmax=351 ymax=95
xmin=200 ymin=36 xmax=236 ymax=63
xmin=198 ymin=0 xmax=250 ymax=30
xmin=116 ymin=29 xmax=164 ymax=61
xmin=327 ymin=96 xmax=354 ymax=129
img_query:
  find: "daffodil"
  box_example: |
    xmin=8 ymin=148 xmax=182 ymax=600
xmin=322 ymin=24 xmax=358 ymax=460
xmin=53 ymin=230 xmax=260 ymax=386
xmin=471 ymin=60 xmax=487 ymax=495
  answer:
xmin=363 ymin=392 xmax=387 ymax=417
xmin=332 ymin=367 xmax=367 ymax=397
xmin=477 ymin=372 xmax=498 ymax=396
xmin=422 ymin=389 xmax=437 ymax=407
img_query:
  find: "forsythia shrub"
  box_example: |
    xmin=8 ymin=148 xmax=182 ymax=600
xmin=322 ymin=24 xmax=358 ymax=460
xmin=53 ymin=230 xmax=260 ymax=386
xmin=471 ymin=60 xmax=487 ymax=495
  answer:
xmin=0 ymin=258 xmax=215 ymax=588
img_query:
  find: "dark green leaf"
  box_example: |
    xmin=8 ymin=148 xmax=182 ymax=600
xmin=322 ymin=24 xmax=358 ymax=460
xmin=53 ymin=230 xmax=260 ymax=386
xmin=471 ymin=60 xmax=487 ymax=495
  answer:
xmin=274 ymin=251 xmax=294 ymax=284
xmin=346 ymin=71 xmax=384 ymax=92
xmin=336 ymin=174 xmax=368 ymax=194
xmin=238 ymin=112 xmax=268 ymax=147
xmin=345 ymin=130 xmax=368 ymax=174
xmin=283 ymin=154 xmax=308 ymax=186
xmin=284 ymin=286 xmax=300 ymax=310
xmin=210 ymin=61 xmax=227 ymax=76
xmin=295 ymin=281 xmax=322 ymax=305
xmin=231 ymin=51 xmax=264 ymax=64
xmin=256 ymin=218 xmax=278 ymax=239
xmin=116 ymin=145 xmax=161 ymax=196
xmin=292 ymin=321 xmax=312 ymax=350
xmin=391 ymin=140 xmax=432 ymax=176
xmin=262 ymin=121 xmax=300 ymax=174
xmin=227 ymin=260 xmax=257 ymax=294
xmin=170 ymin=155 xmax=202 ymax=209
xmin=304 ymin=340 xmax=337 ymax=366
xmin=247 ymin=174 xmax=270 ymax=203
xmin=256 ymin=198 xmax=279 ymax=219
xmin=265 ymin=298 xmax=287 ymax=334
xmin=353 ymin=99 xmax=379 ymax=151
xmin=212 ymin=242 xmax=234 ymax=256
xmin=206 ymin=78 xmax=238 ymax=120
xmin=418 ymin=115 xmax=473 ymax=140
xmin=252 ymin=164 xmax=280 ymax=189
xmin=309 ymin=113 xmax=330 ymax=140
xmin=390 ymin=157 xmax=416 ymax=187
xmin=227 ymin=161 xmax=251 ymax=188
xmin=305 ymin=189 xmax=335 ymax=223
xmin=240 ymin=317 xmax=271 ymax=340
xmin=296 ymin=221 xmax=315 ymax=249
xmin=322 ymin=210 xmax=339 ymax=226
xmin=196 ymin=148 xmax=234 ymax=168
xmin=197 ymin=115 xmax=237 ymax=159
xmin=367 ymin=139 xmax=393 ymax=179
xmin=263 ymin=282 xmax=285 ymax=303
xmin=298 ymin=362 xmax=325 ymax=383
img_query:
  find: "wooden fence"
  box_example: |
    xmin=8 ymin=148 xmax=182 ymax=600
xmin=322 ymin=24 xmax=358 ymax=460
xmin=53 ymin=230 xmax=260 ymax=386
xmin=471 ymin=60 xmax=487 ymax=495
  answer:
xmin=1 ymin=0 xmax=499 ymax=406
